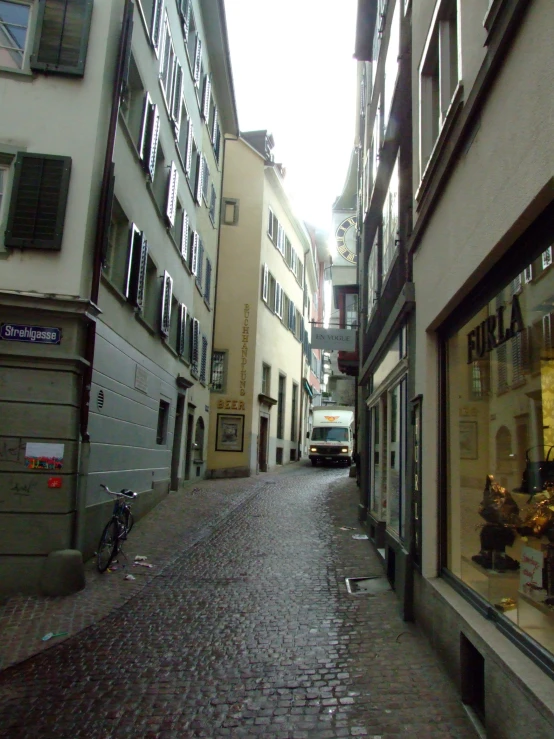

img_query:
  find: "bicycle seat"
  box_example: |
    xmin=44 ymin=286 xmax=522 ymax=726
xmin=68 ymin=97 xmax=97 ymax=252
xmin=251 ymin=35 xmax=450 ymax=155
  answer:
xmin=120 ymin=489 xmax=137 ymax=498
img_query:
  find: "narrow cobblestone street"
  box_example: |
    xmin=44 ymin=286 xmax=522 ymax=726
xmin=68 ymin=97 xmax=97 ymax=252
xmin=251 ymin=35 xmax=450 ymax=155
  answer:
xmin=0 ymin=466 xmax=476 ymax=739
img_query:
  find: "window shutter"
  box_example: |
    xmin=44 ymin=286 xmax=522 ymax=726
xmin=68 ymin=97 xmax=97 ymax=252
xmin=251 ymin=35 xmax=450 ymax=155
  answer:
xmin=158 ymin=13 xmax=168 ymax=76
xmin=138 ymin=92 xmax=152 ymax=161
xmin=151 ymin=0 xmax=164 ymax=56
xmin=191 ymin=318 xmax=200 ymax=375
xmin=209 ymin=185 xmax=216 ymax=223
xmin=213 ymin=121 xmax=221 ymax=164
xmin=211 ymin=108 xmax=218 ymax=145
xmin=172 ymin=61 xmax=183 ymax=134
xmin=195 ymin=154 xmax=204 ymax=204
xmin=178 ymin=303 xmax=188 ymax=355
xmin=165 ymin=161 xmax=179 ymax=226
xmin=191 ymin=231 xmax=199 ymax=275
xmin=274 ymin=282 xmax=280 ymax=315
xmin=5 ymin=153 xmax=72 ymax=250
xmin=31 ymin=0 xmax=93 ymax=76
xmin=125 ymin=226 xmax=148 ymax=310
xmin=202 ymin=159 xmax=209 ymax=203
xmin=202 ymin=75 xmax=212 ymax=120
xmin=196 ymin=240 xmax=204 ymax=287
xmin=204 ymin=258 xmax=212 ymax=303
xmin=160 ymin=271 xmax=173 ymax=336
xmin=181 ymin=210 xmax=189 ymax=261
xmin=180 ymin=0 xmax=191 ymax=40
xmin=262 ymin=264 xmax=268 ymax=302
xmin=523 ymin=265 xmax=533 ymax=284
xmin=193 ymin=36 xmax=202 ymax=84
xmin=185 ymin=121 xmax=194 ymax=178
xmin=148 ymin=104 xmax=161 ymax=180
xmin=200 ymin=335 xmax=208 ymax=383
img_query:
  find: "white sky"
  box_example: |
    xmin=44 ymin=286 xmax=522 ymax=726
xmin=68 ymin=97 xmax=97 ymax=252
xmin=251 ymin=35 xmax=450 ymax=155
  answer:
xmin=224 ymin=0 xmax=359 ymax=232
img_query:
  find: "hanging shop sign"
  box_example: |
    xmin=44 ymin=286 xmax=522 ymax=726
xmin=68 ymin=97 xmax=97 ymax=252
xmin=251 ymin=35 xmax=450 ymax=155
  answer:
xmin=0 ymin=323 xmax=62 ymax=345
xmin=466 ymin=293 xmax=524 ymax=364
xmin=311 ymin=328 xmax=356 ymax=351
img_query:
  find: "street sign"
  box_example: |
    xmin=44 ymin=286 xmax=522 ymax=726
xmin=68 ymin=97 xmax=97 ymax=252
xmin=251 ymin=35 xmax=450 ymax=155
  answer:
xmin=311 ymin=328 xmax=356 ymax=351
xmin=0 ymin=323 xmax=62 ymax=345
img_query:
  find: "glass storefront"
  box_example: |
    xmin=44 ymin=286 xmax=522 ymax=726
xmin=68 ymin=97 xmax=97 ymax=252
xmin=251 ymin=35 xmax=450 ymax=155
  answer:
xmin=447 ymin=247 xmax=554 ymax=655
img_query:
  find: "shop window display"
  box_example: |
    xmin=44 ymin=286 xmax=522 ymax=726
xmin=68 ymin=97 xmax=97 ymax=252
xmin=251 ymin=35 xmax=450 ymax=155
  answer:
xmin=447 ymin=249 xmax=554 ymax=654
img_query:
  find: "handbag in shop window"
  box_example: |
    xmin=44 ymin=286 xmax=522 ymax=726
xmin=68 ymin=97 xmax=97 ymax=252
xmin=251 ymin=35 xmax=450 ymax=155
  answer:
xmin=513 ymin=445 xmax=554 ymax=499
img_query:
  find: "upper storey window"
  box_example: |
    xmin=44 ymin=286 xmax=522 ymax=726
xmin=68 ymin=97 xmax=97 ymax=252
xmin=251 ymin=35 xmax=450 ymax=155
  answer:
xmin=0 ymin=0 xmax=30 ymax=70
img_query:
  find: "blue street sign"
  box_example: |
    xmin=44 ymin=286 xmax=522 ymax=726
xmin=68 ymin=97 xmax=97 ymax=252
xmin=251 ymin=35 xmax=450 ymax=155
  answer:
xmin=0 ymin=323 xmax=62 ymax=345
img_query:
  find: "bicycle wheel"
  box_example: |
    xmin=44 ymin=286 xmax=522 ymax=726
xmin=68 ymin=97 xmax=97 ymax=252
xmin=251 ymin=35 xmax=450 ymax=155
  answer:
xmin=97 ymin=519 xmax=118 ymax=573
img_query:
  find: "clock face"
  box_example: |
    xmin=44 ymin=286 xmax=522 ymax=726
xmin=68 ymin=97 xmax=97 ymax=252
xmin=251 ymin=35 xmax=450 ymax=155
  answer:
xmin=335 ymin=216 xmax=358 ymax=265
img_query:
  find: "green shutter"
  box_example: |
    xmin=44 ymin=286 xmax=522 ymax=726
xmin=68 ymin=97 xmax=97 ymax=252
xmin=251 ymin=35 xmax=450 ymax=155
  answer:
xmin=31 ymin=0 xmax=93 ymax=77
xmin=4 ymin=153 xmax=72 ymax=251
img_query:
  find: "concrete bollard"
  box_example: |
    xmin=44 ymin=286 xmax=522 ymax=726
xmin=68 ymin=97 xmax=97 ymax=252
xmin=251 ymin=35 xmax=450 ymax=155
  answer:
xmin=40 ymin=549 xmax=86 ymax=596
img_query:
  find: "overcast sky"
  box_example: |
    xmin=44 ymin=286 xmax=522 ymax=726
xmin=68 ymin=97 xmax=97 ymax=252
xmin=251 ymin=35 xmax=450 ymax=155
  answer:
xmin=224 ymin=0 xmax=359 ymax=232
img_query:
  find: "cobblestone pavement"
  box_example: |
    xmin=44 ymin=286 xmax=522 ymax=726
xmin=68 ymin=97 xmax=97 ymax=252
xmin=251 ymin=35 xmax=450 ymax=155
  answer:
xmin=0 ymin=465 xmax=476 ymax=739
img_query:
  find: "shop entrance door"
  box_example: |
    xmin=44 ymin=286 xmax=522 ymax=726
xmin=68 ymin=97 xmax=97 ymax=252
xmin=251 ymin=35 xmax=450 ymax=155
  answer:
xmin=184 ymin=411 xmax=194 ymax=481
xmin=170 ymin=395 xmax=185 ymax=490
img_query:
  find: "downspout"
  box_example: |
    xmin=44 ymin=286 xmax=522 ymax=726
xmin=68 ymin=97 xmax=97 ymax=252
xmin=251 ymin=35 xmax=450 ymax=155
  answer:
xmin=74 ymin=0 xmax=134 ymax=551
xmin=298 ymin=247 xmax=310 ymax=460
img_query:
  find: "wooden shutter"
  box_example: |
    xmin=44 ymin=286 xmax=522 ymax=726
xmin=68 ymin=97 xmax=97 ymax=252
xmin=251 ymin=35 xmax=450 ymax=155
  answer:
xmin=191 ymin=231 xmax=199 ymax=275
xmin=148 ymin=104 xmax=161 ymax=180
xmin=202 ymin=76 xmax=212 ymax=120
xmin=172 ymin=62 xmax=183 ymax=135
xmin=178 ymin=303 xmax=188 ymax=355
xmin=151 ymin=0 xmax=164 ymax=56
xmin=5 ymin=153 xmax=71 ymax=250
xmin=193 ymin=37 xmax=202 ymax=84
xmin=165 ymin=162 xmax=179 ymax=226
xmin=31 ymin=0 xmax=93 ymax=77
xmin=160 ymin=271 xmax=173 ymax=336
xmin=204 ymin=258 xmax=212 ymax=303
xmin=262 ymin=264 xmax=268 ymax=302
xmin=181 ymin=210 xmax=189 ymax=261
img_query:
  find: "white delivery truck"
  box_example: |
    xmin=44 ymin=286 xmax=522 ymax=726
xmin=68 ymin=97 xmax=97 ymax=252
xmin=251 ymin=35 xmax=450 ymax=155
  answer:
xmin=308 ymin=406 xmax=355 ymax=467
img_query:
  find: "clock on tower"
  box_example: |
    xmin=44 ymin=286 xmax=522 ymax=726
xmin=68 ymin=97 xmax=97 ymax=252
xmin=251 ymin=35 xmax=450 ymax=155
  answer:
xmin=335 ymin=215 xmax=358 ymax=265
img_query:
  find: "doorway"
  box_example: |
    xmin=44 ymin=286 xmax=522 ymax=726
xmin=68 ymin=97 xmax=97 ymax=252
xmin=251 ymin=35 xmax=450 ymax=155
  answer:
xmin=171 ymin=395 xmax=185 ymax=490
xmin=184 ymin=411 xmax=194 ymax=481
xmin=259 ymin=415 xmax=269 ymax=472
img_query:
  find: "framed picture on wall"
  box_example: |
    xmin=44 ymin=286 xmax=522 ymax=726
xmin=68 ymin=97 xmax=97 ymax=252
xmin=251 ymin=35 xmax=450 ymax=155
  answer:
xmin=216 ymin=414 xmax=244 ymax=452
xmin=460 ymin=420 xmax=478 ymax=460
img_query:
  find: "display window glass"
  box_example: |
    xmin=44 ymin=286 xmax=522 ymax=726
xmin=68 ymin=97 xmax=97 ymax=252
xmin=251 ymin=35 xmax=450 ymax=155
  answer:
xmin=447 ymin=250 xmax=554 ymax=654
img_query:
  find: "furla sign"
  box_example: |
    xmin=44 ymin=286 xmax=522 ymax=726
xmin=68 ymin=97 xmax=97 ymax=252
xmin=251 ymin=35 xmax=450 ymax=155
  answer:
xmin=312 ymin=328 xmax=356 ymax=351
xmin=467 ymin=293 xmax=524 ymax=364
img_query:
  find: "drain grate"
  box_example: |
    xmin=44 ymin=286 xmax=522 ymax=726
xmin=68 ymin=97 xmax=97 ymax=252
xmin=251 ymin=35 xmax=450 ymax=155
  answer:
xmin=345 ymin=577 xmax=392 ymax=595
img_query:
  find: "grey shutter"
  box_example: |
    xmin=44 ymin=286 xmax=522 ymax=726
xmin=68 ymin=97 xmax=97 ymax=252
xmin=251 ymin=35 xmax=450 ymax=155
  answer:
xmin=180 ymin=0 xmax=191 ymax=40
xmin=213 ymin=121 xmax=221 ymax=163
xmin=126 ymin=226 xmax=148 ymax=310
xmin=195 ymin=154 xmax=204 ymax=203
xmin=178 ymin=303 xmax=187 ymax=355
xmin=172 ymin=61 xmax=183 ymax=134
xmin=4 ymin=153 xmax=71 ymax=250
xmin=193 ymin=36 xmax=202 ymax=84
xmin=124 ymin=224 xmax=141 ymax=299
xmin=204 ymin=258 xmax=212 ymax=303
xmin=138 ymin=93 xmax=152 ymax=161
xmin=151 ymin=0 xmax=164 ymax=55
xmin=209 ymin=185 xmax=216 ymax=223
xmin=202 ymin=75 xmax=211 ymax=120
xmin=191 ymin=318 xmax=200 ymax=375
xmin=181 ymin=210 xmax=189 ymax=260
xmin=185 ymin=121 xmax=194 ymax=178
xmin=160 ymin=271 xmax=173 ymax=336
xmin=211 ymin=108 xmax=218 ymax=145
xmin=202 ymin=159 xmax=209 ymax=203
xmin=196 ymin=240 xmax=204 ymax=287
xmin=148 ymin=104 xmax=161 ymax=180
xmin=31 ymin=0 xmax=93 ymax=77
xmin=165 ymin=161 xmax=179 ymax=226
xmin=200 ymin=335 xmax=208 ymax=383
xmin=191 ymin=231 xmax=199 ymax=274
xmin=135 ymin=237 xmax=148 ymax=311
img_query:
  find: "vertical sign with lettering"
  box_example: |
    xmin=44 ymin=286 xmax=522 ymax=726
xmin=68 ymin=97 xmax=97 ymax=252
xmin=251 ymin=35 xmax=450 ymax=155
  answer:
xmin=240 ymin=304 xmax=249 ymax=396
xmin=411 ymin=396 xmax=422 ymax=566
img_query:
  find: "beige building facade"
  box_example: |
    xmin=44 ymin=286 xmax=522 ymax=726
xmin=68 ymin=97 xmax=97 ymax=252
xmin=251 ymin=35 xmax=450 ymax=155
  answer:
xmin=207 ymin=132 xmax=317 ymax=477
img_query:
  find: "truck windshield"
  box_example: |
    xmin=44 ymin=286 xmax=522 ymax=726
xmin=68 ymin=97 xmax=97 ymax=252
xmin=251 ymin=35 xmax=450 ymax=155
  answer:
xmin=311 ymin=427 xmax=349 ymax=442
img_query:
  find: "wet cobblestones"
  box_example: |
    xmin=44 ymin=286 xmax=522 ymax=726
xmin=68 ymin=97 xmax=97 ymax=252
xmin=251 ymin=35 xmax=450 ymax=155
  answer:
xmin=0 ymin=466 xmax=475 ymax=738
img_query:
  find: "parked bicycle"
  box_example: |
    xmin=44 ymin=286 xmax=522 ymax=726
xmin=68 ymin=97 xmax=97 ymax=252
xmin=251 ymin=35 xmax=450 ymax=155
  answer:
xmin=96 ymin=484 xmax=137 ymax=573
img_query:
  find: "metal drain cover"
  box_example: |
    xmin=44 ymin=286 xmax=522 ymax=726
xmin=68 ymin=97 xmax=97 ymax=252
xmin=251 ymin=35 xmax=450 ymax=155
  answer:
xmin=345 ymin=577 xmax=392 ymax=595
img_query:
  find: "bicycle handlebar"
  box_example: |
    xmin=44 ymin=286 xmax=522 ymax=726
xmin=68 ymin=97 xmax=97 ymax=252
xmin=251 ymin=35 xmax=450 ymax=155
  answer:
xmin=100 ymin=484 xmax=137 ymax=499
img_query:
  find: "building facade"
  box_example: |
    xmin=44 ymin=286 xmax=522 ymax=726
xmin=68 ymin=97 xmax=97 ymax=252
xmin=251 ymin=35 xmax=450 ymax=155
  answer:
xmin=0 ymin=0 xmax=237 ymax=594
xmin=207 ymin=131 xmax=317 ymax=477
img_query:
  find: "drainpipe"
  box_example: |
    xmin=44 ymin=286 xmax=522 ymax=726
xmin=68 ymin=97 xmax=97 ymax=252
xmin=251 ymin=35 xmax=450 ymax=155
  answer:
xmin=74 ymin=0 xmax=134 ymax=551
xmin=298 ymin=247 xmax=310 ymax=460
